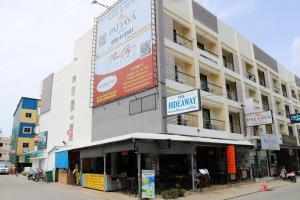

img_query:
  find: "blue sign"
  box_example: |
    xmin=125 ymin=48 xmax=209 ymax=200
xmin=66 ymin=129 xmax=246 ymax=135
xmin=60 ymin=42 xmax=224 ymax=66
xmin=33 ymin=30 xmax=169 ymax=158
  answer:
xmin=290 ymin=113 xmax=300 ymax=124
xmin=166 ymin=89 xmax=201 ymax=116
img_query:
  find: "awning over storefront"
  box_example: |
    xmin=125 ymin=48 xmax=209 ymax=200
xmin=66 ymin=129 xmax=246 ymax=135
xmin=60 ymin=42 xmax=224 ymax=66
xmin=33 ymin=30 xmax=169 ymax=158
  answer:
xmin=56 ymin=132 xmax=253 ymax=154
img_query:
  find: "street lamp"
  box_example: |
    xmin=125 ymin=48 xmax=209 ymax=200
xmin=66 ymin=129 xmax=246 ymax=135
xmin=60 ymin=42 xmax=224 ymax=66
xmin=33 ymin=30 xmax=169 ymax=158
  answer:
xmin=91 ymin=0 xmax=110 ymax=9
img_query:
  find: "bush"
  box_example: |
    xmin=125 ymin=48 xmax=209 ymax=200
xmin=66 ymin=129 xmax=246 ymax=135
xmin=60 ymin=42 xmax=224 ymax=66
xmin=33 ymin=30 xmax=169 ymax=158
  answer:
xmin=162 ymin=188 xmax=186 ymax=199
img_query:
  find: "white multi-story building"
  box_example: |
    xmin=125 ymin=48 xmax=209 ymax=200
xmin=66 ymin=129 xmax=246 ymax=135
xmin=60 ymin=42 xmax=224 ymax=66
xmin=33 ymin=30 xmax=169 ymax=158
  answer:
xmin=34 ymin=0 xmax=300 ymax=193
xmin=0 ymin=137 xmax=11 ymax=163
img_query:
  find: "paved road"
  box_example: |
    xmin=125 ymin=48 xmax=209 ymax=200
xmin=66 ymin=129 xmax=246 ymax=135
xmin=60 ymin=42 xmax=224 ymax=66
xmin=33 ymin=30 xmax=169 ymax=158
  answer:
xmin=232 ymin=181 xmax=300 ymax=200
xmin=0 ymin=175 xmax=102 ymax=200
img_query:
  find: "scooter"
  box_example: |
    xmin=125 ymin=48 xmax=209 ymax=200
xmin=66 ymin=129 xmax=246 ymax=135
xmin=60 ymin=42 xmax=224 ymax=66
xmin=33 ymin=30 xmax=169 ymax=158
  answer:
xmin=280 ymin=169 xmax=297 ymax=183
xmin=27 ymin=169 xmax=36 ymax=180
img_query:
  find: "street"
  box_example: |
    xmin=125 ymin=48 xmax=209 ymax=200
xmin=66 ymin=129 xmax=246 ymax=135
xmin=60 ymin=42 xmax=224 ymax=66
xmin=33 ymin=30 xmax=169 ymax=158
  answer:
xmin=232 ymin=182 xmax=300 ymax=200
xmin=0 ymin=175 xmax=300 ymax=200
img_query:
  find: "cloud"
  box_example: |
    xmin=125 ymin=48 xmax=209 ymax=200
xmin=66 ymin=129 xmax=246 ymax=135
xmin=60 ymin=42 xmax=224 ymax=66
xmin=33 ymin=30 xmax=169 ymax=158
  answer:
xmin=197 ymin=0 xmax=256 ymax=20
xmin=292 ymin=36 xmax=300 ymax=68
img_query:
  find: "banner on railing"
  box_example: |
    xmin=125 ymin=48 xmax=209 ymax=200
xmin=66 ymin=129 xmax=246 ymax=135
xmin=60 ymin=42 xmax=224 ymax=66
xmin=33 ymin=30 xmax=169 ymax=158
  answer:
xmin=166 ymin=89 xmax=201 ymax=116
xmin=245 ymin=111 xmax=273 ymax=127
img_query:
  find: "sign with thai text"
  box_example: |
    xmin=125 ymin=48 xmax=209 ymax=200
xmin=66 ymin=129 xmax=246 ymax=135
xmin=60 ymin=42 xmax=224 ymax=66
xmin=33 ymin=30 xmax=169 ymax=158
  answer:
xmin=260 ymin=134 xmax=280 ymax=150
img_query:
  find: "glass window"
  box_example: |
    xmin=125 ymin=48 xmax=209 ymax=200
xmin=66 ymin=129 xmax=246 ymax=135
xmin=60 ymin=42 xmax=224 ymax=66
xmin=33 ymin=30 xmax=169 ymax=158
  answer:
xmin=25 ymin=113 xmax=32 ymax=118
xmin=23 ymin=143 xmax=29 ymax=148
xmin=23 ymin=127 xmax=32 ymax=134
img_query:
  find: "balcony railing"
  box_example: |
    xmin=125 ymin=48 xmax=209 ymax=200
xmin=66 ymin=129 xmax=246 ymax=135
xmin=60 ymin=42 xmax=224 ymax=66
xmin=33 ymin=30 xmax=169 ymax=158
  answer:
xmin=282 ymin=91 xmax=288 ymax=98
xmin=272 ymin=86 xmax=281 ymax=94
xmin=167 ymin=114 xmax=198 ymax=128
xmin=174 ymin=70 xmax=195 ymax=86
xmin=197 ymin=44 xmax=218 ymax=64
xmin=246 ymin=71 xmax=256 ymax=82
xmin=259 ymin=79 xmax=266 ymax=87
xmin=200 ymin=81 xmax=223 ymax=96
xmin=173 ymin=32 xmax=193 ymax=49
xmin=285 ymin=111 xmax=290 ymax=119
xmin=223 ymin=59 xmax=235 ymax=71
xmin=203 ymin=118 xmax=226 ymax=131
xmin=227 ymin=91 xmax=238 ymax=101
xmin=230 ymin=122 xmax=242 ymax=134
xmin=262 ymin=103 xmax=270 ymax=111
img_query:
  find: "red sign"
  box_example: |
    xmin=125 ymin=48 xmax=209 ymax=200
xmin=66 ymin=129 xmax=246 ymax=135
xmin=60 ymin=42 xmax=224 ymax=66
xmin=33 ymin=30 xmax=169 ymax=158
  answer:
xmin=227 ymin=145 xmax=236 ymax=174
xmin=67 ymin=130 xmax=73 ymax=138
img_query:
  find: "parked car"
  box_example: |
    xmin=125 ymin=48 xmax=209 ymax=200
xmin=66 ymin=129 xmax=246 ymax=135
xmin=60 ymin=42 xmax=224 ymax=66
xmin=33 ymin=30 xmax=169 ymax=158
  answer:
xmin=0 ymin=163 xmax=9 ymax=175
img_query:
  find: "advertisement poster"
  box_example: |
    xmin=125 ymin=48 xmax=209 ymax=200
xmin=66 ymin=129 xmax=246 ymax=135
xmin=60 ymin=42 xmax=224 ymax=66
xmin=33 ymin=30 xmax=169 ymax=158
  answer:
xmin=245 ymin=111 xmax=273 ymax=127
xmin=166 ymin=89 xmax=201 ymax=116
xmin=290 ymin=113 xmax=300 ymax=124
xmin=85 ymin=174 xmax=105 ymax=191
xmin=227 ymin=145 xmax=236 ymax=174
xmin=142 ymin=170 xmax=155 ymax=199
xmin=37 ymin=131 xmax=48 ymax=150
xmin=93 ymin=0 xmax=157 ymax=107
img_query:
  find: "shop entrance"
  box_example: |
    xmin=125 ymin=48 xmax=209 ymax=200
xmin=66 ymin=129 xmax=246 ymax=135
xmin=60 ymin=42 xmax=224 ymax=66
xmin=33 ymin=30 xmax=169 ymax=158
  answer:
xmin=195 ymin=146 xmax=228 ymax=185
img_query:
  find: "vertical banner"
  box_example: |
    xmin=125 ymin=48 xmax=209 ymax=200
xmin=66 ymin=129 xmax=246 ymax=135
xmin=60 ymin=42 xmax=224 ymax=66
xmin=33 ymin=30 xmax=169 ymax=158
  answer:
xmin=142 ymin=170 xmax=155 ymax=199
xmin=227 ymin=145 xmax=236 ymax=174
xmin=92 ymin=0 xmax=157 ymax=107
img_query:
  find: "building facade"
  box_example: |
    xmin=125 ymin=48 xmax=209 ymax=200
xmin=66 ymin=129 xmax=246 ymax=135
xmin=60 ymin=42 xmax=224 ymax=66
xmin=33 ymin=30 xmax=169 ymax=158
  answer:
xmin=35 ymin=0 xmax=300 ymax=195
xmin=0 ymin=137 xmax=11 ymax=162
xmin=10 ymin=97 xmax=40 ymax=168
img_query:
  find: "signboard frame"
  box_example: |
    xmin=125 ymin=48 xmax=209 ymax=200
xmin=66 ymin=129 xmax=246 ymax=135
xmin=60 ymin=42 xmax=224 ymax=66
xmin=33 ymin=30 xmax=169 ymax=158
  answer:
xmin=166 ymin=89 xmax=201 ymax=116
xmin=245 ymin=110 xmax=273 ymax=127
xmin=91 ymin=0 xmax=158 ymax=108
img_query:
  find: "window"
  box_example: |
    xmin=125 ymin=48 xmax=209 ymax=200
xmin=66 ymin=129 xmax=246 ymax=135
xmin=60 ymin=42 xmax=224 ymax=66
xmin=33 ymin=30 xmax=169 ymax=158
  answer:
xmin=70 ymin=100 xmax=75 ymax=111
xmin=72 ymin=75 xmax=76 ymax=83
xmin=0 ymin=143 xmax=3 ymax=147
xmin=129 ymin=94 xmax=156 ymax=115
xmin=288 ymin=126 xmax=294 ymax=136
xmin=0 ymin=153 xmax=2 ymax=157
xmin=25 ymin=113 xmax=32 ymax=118
xmin=23 ymin=127 xmax=32 ymax=134
xmin=71 ymin=86 xmax=76 ymax=96
xmin=23 ymin=143 xmax=29 ymax=148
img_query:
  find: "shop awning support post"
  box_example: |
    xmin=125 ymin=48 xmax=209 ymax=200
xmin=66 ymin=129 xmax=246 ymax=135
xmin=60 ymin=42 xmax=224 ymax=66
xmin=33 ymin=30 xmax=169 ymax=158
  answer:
xmin=104 ymin=153 xmax=106 ymax=192
xmin=137 ymin=153 xmax=142 ymax=199
xmin=191 ymin=154 xmax=195 ymax=190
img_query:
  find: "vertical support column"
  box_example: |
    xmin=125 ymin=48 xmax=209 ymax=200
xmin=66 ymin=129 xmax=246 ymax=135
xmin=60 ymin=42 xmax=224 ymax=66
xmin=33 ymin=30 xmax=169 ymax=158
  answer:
xmin=137 ymin=153 xmax=142 ymax=198
xmin=103 ymin=153 xmax=106 ymax=192
xmin=80 ymin=158 xmax=83 ymax=185
xmin=191 ymin=154 xmax=195 ymax=190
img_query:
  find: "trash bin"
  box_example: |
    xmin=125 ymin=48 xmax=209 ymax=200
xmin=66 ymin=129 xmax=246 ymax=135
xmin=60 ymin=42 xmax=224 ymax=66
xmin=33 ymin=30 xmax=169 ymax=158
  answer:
xmin=46 ymin=171 xmax=53 ymax=183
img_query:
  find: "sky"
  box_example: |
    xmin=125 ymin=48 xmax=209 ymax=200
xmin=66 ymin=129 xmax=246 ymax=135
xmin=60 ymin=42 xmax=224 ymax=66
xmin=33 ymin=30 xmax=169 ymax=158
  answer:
xmin=0 ymin=0 xmax=299 ymax=136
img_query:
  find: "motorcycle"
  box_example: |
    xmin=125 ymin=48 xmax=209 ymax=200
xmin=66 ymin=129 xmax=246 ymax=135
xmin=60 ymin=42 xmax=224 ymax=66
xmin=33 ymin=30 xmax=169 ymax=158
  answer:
xmin=280 ymin=168 xmax=297 ymax=183
xmin=27 ymin=169 xmax=36 ymax=180
xmin=33 ymin=169 xmax=46 ymax=182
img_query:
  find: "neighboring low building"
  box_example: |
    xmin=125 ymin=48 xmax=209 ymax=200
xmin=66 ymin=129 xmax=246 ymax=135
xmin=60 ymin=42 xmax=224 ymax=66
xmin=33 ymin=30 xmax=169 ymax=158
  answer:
xmin=9 ymin=97 xmax=40 ymax=169
xmin=0 ymin=137 xmax=11 ymax=162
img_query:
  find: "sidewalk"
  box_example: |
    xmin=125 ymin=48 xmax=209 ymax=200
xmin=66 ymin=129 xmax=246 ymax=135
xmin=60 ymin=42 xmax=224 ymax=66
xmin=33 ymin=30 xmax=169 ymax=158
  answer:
xmin=56 ymin=178 xmax=292 ymax=200
xmin=177 ymin=179 xmax=292 ymax=200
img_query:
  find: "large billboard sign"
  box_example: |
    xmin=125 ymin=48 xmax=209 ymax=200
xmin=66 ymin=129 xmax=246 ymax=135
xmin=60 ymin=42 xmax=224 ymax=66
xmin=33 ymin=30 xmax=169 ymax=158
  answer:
xmin=290 ymin=113 xmax=300 ymax=124
xmin=260 ymin=134 xmax=280 ymax=150
xmin=166 ymin=90 xmax=201 ymax=116
xmin=37 ymin=131 xmax=48 ymax=150
xmin=245 ymin=111 xmax=273 ymax=127
xmin=93 ymin=0 xmax=157 ymax=107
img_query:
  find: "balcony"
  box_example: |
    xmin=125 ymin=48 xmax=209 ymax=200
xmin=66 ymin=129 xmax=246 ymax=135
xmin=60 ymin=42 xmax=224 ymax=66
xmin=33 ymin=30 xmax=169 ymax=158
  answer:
xmin=246 ymin=71 xmax=256 ymax=82
xmin=230 ymin=122 xmax=242 ymax=134
xmin=262 ymin=103 xmax=270 ymax=111
xmin=174 ymin=70 xmax=195 ymax=87
xmin=203 ymin=118 xmax=226 ymax=131
xmin=173 ymin=32 xmax=193 ymax=50
xmin=227 ymin=91 xmax=238 ymax=101
xmin=200 ymin=81 xmax=223 ymax=96
xmin=223 ymin=60 xmax=235 ymax=71
xmin=167 ymin=114 xmax=198 ymax=128
xmin=197 ymin=44 xmax=218 ymax=64
xmin=259 ymin=79 xmax=266 ymax=87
